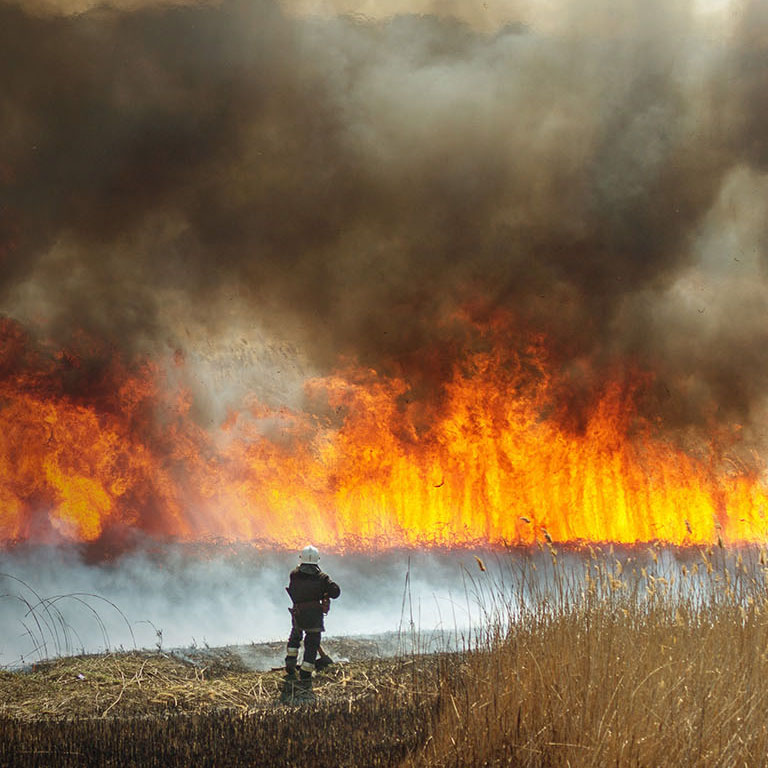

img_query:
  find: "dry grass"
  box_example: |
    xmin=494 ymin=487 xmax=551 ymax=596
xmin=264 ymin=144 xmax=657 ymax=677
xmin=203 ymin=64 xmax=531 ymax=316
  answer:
xmin=0 ymin=650 xmax=430 ymax=720
xmin=0 ymin=653 xmax=437 ymax=767
xmin=406 ymin=545 xmax=768 ymax=767
xmin=5 ymin=545 xmax=768 ymax=766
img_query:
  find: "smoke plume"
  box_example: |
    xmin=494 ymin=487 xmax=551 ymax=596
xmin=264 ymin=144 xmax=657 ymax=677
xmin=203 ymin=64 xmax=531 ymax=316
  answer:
xmin=1 ymin=0 xmax=767 ymax=436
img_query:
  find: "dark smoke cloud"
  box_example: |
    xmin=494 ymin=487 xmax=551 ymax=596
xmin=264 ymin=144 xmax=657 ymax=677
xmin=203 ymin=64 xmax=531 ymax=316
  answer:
xmin=1 ymin=0 xmax=767 ymax=437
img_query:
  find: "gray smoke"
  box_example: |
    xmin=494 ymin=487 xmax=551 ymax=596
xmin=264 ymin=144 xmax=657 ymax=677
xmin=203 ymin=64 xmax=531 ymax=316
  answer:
xmin=1 ymin=542 xmax=726 ymax=666
xmin=0 ymin=545 xmax=513 ymax=665
xmin=1 ymin=0 xmax=767 ymax=442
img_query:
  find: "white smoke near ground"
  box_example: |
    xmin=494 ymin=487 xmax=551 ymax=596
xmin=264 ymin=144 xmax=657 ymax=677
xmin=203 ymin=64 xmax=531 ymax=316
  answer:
xmin=0 ymin=545 xmax=510 ymax=667
xmin=0 ymin=543 xmax=727 ymax=668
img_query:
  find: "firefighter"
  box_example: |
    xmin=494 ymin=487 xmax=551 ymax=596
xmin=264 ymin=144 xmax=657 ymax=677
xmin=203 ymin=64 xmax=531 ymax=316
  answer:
xmin=284 ymin=545 xmax=341 ymax=685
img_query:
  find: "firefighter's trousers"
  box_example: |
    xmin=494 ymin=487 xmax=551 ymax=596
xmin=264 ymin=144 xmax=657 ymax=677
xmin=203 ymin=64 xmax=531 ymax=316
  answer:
xmin=286 ymin=626 xmax=321 ymax=673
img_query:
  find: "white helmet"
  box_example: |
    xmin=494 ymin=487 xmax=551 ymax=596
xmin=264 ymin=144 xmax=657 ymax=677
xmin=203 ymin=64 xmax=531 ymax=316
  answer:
xmin=299 ymin=545 xmax=320 ymax=564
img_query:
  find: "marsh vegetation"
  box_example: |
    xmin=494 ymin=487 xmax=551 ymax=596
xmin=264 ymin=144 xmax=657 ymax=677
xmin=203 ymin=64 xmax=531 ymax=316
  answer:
xmin=4 ymin=545 xmax=768 ymax=767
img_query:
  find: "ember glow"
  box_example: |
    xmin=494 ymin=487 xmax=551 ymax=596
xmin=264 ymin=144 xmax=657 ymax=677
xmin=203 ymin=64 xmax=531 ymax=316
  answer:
xmin=2 ymin=316 xmax=766 ymax=550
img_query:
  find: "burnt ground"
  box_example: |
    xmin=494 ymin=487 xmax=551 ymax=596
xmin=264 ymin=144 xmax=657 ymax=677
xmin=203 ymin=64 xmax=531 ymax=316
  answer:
xmin=0 ymin=638 xmax=442 ymax=720
xmin=172 ymin=628 xmax=456 ymax=673
xmin=0 ymin=637 xmax=444 ymax=767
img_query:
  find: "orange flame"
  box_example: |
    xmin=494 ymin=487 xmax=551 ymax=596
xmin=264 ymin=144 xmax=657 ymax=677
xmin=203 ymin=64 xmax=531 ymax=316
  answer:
xmin=1 ymin=318 xmax=766 ymax=549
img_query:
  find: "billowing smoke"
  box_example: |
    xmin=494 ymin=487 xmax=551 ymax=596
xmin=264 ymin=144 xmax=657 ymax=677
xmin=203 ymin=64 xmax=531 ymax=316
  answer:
xmin=1 ymin=0 xmax=767 ymax=440
xmin=4 ymin=0 xmax=767 ymax=658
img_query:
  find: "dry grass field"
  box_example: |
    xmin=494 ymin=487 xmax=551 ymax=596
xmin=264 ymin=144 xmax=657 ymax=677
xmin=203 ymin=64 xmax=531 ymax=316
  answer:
xmin=3 ymin=545 xmax=768 ymax=767
xmin=0 ymin=652 xmax=436 ymax=767
xmin=408 ymin=545 xmax=768 ymax=768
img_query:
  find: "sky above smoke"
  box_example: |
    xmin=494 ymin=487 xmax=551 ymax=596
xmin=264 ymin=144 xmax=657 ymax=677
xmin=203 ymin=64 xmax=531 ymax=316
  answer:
xmin=1 ymin=0 xmax=767 ymax=440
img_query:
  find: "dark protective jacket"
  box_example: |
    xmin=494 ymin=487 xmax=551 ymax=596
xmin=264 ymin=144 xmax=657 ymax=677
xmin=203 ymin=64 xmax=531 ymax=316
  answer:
xmin=286 ymin=563 xmax=341 ymax=631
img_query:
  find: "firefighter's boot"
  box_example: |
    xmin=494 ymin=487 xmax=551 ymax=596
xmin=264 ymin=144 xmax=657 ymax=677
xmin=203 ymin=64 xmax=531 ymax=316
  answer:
xmin=298 ymin=669 xmax=312 ymax=687
xmin=284 ymin=649 xmax=299 ymax=678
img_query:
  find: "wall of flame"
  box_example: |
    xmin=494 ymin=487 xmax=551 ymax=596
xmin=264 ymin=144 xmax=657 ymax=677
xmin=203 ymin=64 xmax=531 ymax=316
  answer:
xmin=1 ymin=320 xmax=766 ymax=550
